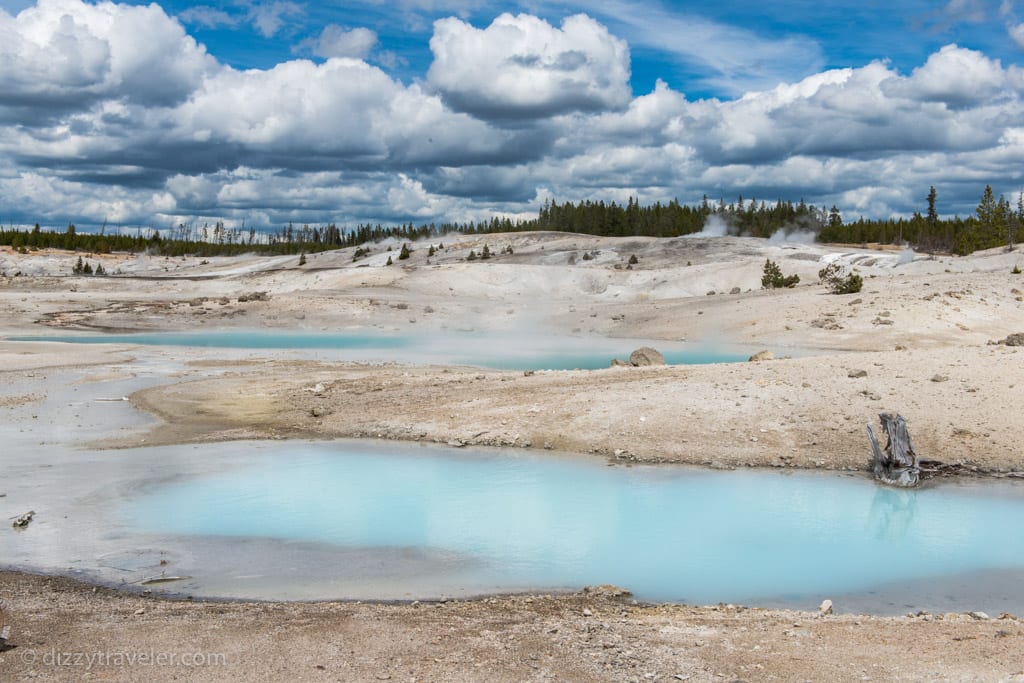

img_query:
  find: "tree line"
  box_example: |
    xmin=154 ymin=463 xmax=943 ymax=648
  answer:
xmin=2 ymin=185 xmax=1020 ymax=259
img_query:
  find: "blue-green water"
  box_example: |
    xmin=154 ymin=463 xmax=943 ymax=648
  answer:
xmin=120 ymin=442 xmax=1024 ymax=606
xmin=8 ymin=330 xmax=750 ymax=369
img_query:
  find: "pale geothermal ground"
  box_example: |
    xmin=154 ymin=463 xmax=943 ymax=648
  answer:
xmin=2 ymin=232 xmax=1024 ymax=682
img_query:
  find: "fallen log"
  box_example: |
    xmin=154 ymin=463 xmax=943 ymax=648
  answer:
xmin=866 ymin=413 xmax=920 ymax=487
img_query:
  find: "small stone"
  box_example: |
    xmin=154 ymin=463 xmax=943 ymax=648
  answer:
xmin=583 ymin=584 xmax=632 ymax=598
xmin=582 ymin=608 xmax=593 ymax=617
xmin=134 ymin=608 xmax=145 ymax=615
xmin=968 ymin=611 xmax=991 ymax=620
xmin=748 ymin=350 xmax=773 ymax=362
xmin=931 ymin=374 xmax=949 ymax=382
xmin=819 ymin=599 xmax=833 ymax=615
xmin=11 ymin=510 xmax=34 ymax=528
xmin=848 ymin=369 xmax=868 ymax=378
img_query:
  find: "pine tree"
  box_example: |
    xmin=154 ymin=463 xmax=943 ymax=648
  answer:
xmin=73 ymin=255 xmax=83 ymax=274
xmin=762 ymin=259 xmax=799 ymax=289
xmin=399 ymin=243 xmax=410 ymax=260
xmin=828 ymin=206 xmax=842 ymax=229
xmin=298 ymin=252 xmax=307 ymax=266
xmin=926 ymin=186 xmax=938 ymax=228
xmin=973 ymin=185 xmax=1010 ymax=251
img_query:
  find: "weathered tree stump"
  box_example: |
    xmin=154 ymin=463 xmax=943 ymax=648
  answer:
xmin=0 ymin=599 xmax=10 ymax=651
xmin=866 ymin=413 xmax=920 ymax=487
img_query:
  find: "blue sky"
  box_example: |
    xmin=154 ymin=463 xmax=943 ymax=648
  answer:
xmin=1 ymin=0 xmax=1023 ymax=230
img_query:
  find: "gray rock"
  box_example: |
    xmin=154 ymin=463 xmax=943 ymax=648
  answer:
xmin=931 ymin=374 xmax=949 ymax=382
xmin=748 ymin=350 xmax=774 ymax=362
xmin=583 ymin=584 xmax=633 ymax=598
xmin=1002 ymin=333 xmax=1024 ymax=346
xmin=12 ymin=510 xmax=34 ymax=528
xmin=819 ymin=599 xmax=833 ymax=615
xmin=610 ymin=358 xmax=631 ymax=367
xmin=629 ymin=347 xmax=665 ymax=366
xmin=848 ymin=369 xmax=868 ymax=378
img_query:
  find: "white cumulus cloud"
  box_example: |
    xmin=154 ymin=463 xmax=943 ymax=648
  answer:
xmin=881 ymin=44 xmax=1010 ymax=107
xmin=307 ymin=24 xmax=378 ymax=59
xmin=427 ymin=13 xmax=631 ymax=119
xmin=0 ymin=0 xmax=215 ymax=114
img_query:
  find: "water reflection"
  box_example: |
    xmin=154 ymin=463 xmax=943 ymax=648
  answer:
xmin=867 ymin=487 xmax=918 ymax=541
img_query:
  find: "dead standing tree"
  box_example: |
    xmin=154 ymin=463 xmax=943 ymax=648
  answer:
xmin=866 ymin=413 xmax=921 ymax=487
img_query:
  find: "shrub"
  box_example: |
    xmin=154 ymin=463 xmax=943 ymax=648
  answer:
xmin=298 ymin=252 xmax=307 ymax=266
xmin=1014 ymin=264 xmax=1022 ymax=274
xmin=762 ymin=259 xmax=799 ymax=289
xmin=467 ymin=250 xmax=477 ymax=261
xmin=428 ymin=245 xmax=435 ymax=257
xmin=628 ymin=254 xmax=639 ymax=265
xmin=399 ymin=243 xmax=410 ymax=260
xmin=481 ymin=245 xmax=491 ymax=260
xmin=818 ymin=262 xmax=864 ymax=294
xmin=385 ymin=255 xmax=393 ymax=266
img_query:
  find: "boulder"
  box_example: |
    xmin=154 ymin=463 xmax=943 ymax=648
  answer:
xmin=748 ymin=350 xmax=773 ymax=362
xmin=629 ymin=347 xmax=665 ymax=366
xmin=610 ymin=358 xmax=631 ymax=368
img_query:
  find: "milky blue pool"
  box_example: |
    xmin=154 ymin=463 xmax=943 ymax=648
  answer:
xmin=8 ymin=330 xmax=753 ymax=369
xmin=118 ymin=441 xmax=1024 ymax=612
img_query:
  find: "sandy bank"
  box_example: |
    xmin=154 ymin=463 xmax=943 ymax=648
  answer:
xmin=123 ymin=341 xmax=1024 ymax=476
xmin=3 ymin=571 xmax=1024 ymax=683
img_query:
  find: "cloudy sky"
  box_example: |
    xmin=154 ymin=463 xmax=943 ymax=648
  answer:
xmin=2 ymin=0 xmax=1024 ymax=232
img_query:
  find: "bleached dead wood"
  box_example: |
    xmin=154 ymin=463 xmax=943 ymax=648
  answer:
xmin=866 ymin=413 xmax=920 ymax=487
